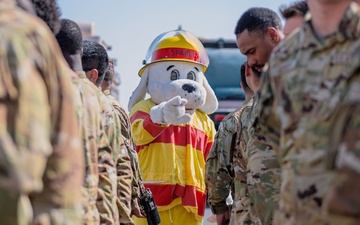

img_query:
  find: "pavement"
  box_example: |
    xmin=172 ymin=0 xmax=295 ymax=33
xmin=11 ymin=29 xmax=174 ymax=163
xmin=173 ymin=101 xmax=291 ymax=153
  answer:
xmin=203 ymin=207 xmax=216 ymax=225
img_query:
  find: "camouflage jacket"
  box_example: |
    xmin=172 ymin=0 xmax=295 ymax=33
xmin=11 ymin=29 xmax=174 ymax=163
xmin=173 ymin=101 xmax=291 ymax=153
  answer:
xmin=103 ymin=89 xmax=134 ymax=225
xmin=254 ymin=3 xmax=360 ymax=224
xmin=96 ymin=89 xmax=121 ymax=225
xmin=72 ymin=71 xmax=113 ymax=225
xmin=0 ymin=2 xmax=84 ymax=225
xmin=243 ymin=94 xmax=280 ymax=225
xmin=205 ymin=98 xmax=253 ymax=225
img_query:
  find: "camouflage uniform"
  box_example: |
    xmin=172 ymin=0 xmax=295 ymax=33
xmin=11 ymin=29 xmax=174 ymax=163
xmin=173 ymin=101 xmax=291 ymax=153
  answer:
xmin=103 ymin=89 xmax=136 ymax=225
xmin=253 ymin=3 xmax=360 ymax=224
xmin=243 ymin=94 xmax=280 ymax=225
xmin=72 ymin=71 xmax=112 ymax=225
xmin=0 ymin=3 xmax=51 ymax=224
xmin=0 ymin=2 xmax=84 ymax=225
xmin=205 ymin=99 xmax=250 ymax=224
xmin=207 ymin=99 xmax=272 ymax=224
xmin=110 ymin=72 xmax=121 ymax=102
xmin=97 ymin=89 xmax=121 ymax=225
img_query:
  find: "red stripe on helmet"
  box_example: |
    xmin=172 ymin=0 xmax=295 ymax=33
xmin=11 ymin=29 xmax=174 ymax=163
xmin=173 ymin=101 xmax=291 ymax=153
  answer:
xmin=152 ymin=48 xmax=200 ymax=63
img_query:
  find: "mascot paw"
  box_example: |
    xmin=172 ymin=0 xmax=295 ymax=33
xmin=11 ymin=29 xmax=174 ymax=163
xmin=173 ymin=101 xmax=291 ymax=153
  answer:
xmin=150 ymin=96 xmax=191 ymax=124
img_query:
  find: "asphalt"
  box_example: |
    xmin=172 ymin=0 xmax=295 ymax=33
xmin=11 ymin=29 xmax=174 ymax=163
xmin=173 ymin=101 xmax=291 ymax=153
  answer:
xmin=203 ymin=207 xmax=216 ymax=225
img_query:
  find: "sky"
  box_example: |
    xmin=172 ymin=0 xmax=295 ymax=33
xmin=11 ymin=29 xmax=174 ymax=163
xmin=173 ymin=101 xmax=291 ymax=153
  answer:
xmin=57 ymin=0 xmax=294 ymax=111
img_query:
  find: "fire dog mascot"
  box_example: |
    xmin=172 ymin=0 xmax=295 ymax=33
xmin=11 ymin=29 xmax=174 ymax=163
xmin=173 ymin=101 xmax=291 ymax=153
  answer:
xmin=128 ymin=30 xmax=218 ymax=225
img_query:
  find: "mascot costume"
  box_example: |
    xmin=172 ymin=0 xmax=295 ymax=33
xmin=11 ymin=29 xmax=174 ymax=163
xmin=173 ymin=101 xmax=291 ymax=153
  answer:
xmin=128 ymin=30 xmax=218 ymax=225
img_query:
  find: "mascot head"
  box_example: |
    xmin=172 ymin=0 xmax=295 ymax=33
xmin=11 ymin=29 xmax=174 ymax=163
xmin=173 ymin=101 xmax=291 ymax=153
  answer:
xmin=128 ymin=30 xmax=218 ymax=115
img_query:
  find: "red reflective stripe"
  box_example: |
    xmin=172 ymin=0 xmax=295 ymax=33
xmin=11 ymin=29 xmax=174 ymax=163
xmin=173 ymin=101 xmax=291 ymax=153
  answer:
xmin=145 ymin=184 xmax=206 ymax=217
xmin=182 ymin=185 xmax=206 ymax=217
xmin=130 ymin=110 xmax=147 ymax=123
xmin=130 ymin=110 xmax=166 ymax=137
xmin=137 ymin=125 xmax=209 ymax=154
xmin=204 ymin=141 xmax=213 ymax=160
xmin=132 ymin=113 xmax=211 ymax=155
xmin=136 ymin=145 xmax=145 ymax=152
xmin=154 ymin=125 xmax=208 ymax=150
xmin=196 ymin=188 xmax=206 ymax=217
xmin=152 ymin=48 xmax=200 ymax=62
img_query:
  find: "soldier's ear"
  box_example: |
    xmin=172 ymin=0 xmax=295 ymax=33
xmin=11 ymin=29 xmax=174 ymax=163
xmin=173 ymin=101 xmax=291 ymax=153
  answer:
xmin=267 ymin=27 xmax=280 ymax=45
xmin=240 ymin=82 xmax=245 ymax=91
xmin=85 ymin=69 xmax=98 ymax=85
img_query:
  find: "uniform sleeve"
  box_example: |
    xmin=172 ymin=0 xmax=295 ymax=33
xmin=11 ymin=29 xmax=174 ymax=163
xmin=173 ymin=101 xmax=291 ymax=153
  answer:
xmin=325 ymin=92 xmax=360 ymax=217
xmin=247 ymin=66 xmax=281 ymax=224
xmin=205 ymin=115 xmax=237 ymax=214
xmin=0 ymin=29 xmax=52 ymax=225
xmin=97 ymin=97 xmax=119 ymax=224
xmin=97 ymin=126 xmax=118 ymax=224
xmin=125 ymin=137 xmax=141 ymax=211
xmin=115 ymin=103 xmax=142 ymax=211
xmin=111 ymin=101 xmax=134 ymax=224
xmin=116 ymin=146 xmax=133 ymax=224
xmin=115 ymin=103 xmax=141 ymax=197
xmin=252 ymin=65 xmax=281 ymax=153
xmin=0 ymin=25 xmax=52 ymax=195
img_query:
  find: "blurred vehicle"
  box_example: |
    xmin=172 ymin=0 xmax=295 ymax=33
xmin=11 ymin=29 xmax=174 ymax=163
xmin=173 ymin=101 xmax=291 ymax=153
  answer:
xmin=200 ymin=38 xmax=246 ymax=129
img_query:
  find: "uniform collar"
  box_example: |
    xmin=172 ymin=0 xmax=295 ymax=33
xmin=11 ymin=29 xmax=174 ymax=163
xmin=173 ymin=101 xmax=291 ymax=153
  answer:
xmin=76 ymin=71 xmax=87 ymax=78
xmin=103 ymin=89 xmax=111 ymax=96
xmin=302 ymin=2 xmax=360 ymax=49
xmin=0 ymin=0 xmax=16 ymax=9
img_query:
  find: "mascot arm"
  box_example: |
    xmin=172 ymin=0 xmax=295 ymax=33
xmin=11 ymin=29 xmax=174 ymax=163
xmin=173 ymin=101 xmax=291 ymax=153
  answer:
xmin=130 ymin=100 xmax=169 ymax=146
xmin=150 ymin=96 xmax=191 ymax=125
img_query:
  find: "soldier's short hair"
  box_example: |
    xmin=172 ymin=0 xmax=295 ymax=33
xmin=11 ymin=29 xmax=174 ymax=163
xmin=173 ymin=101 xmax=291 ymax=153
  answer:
xmin=103 ymin=58 xmax=115 ymax=89
xmin=82 ymin=40 xmax=109 ymax=86
xmin=240 ymin=62 xmax=250 ymax=91
xmin=279 ymin=1 xmax=309 ymax=19
xmin=30 ymin=0 xmax=61 ymax=35
xmin=234 ymin=7 xmax=283 ymax=36
xmin=56 ymin=19 xmax=82 ymax=55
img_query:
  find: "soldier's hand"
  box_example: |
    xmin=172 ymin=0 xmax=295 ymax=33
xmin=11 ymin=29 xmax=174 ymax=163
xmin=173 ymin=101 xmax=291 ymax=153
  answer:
xmin=216 ymin=211 xmax=230 ymax=225
xmin=131 ymin=207 xmax=146 ymax=218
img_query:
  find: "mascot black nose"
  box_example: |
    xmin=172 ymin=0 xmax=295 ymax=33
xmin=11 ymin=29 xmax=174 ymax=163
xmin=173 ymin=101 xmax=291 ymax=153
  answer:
xmin=182 ymin=84 xmax=196 ymax=93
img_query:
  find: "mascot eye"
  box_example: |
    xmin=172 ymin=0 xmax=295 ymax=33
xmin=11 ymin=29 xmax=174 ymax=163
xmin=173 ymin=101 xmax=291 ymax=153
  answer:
xmin=170 ymin=70 xmax=180 ymax=80
xmin=187 ymin=71 xmax=196 ymax=81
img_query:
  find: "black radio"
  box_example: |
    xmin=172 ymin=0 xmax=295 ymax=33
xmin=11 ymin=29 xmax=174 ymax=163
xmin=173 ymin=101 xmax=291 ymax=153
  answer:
xmin=139 ymin=188 xmax=161 ymax=225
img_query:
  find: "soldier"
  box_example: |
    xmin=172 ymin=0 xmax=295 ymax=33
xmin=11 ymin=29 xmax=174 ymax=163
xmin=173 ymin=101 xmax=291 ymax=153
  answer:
xmin=279 ymin=0 xmax=309 ymax=37
xmin=109 ymin=66 xmax=122 ymax=102
xmin=82 ymin=40 xmax=126 ymax=225
xmin=0 ymin=0 xmax=84 ymax=224
xmin=205 ymin=62 xmax=254 ymax=225
xmin=29 ymin=0 xmax=61 ymax=35
xmin=233 ymin=7 xmax=284 ymax=225
xmin=253 ymin=0 xmax=360 ymax=224
xmin=101 ymin=58 xmax=144 ymax=225
xmin=55 ymin=18 xmax=114 ymax=225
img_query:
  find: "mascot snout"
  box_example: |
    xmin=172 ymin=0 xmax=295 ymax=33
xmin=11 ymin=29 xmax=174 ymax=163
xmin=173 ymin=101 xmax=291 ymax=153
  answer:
xmin=182 ymin=83 xmax=196 ymax=93
xmin=159 ymin=79 xmax=206 ymax=115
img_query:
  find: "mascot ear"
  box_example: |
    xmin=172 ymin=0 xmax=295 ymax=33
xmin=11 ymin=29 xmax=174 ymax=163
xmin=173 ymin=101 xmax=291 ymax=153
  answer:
xmin=128 ymin=67 xmax=150 ymax=111
xmin=199 ymin=76 xmax=218 ymax=114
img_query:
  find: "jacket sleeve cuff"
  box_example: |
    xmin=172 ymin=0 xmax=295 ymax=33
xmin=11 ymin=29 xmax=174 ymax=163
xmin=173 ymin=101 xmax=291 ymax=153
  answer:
xmin=210 ymin=202 xmax=229 ymax=215
xmin=131 ymin=197 xmax=140 ymax=210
